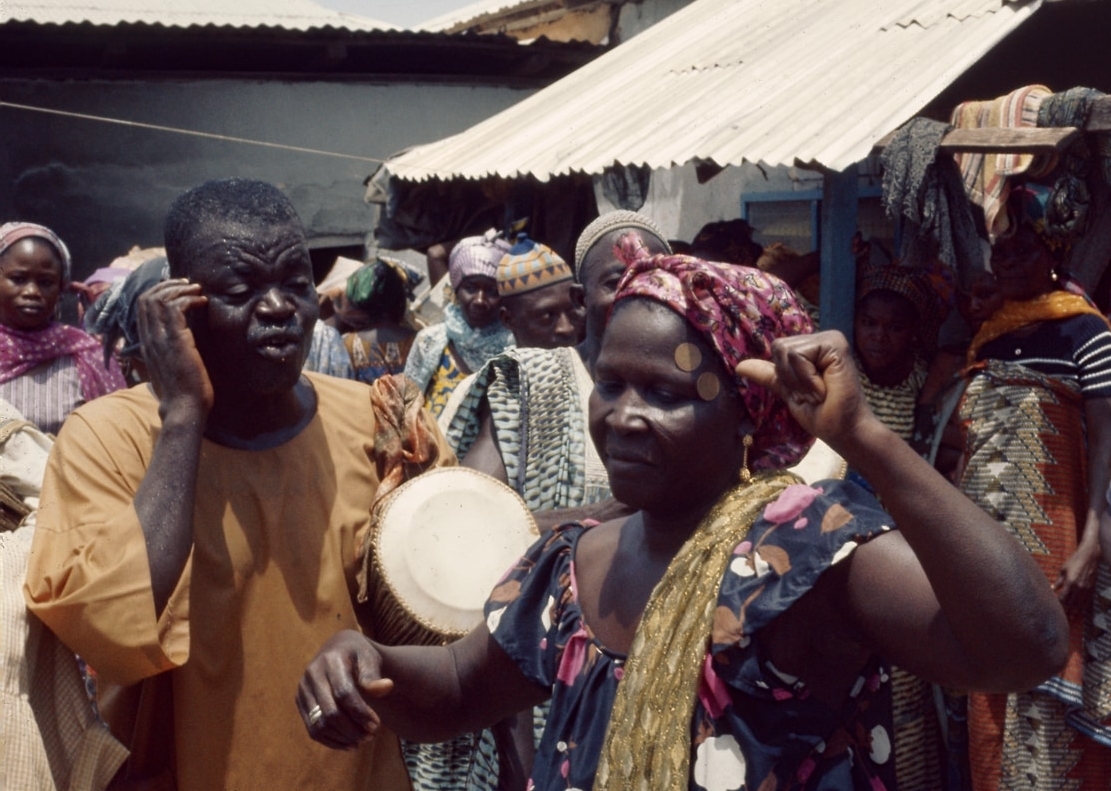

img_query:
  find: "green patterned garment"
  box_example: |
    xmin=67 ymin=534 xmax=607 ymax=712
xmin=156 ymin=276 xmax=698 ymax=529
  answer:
xmin=446 ymin=346 xmax=609 ymax=511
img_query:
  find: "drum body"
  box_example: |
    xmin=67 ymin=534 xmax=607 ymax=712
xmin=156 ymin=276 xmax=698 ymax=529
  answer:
xmin=369 ymin=467 xmax=538 ymax=646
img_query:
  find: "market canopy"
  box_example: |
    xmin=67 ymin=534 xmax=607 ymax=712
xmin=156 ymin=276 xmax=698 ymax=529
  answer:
xmin=382 ymin=0 xmax=1043 ymax=183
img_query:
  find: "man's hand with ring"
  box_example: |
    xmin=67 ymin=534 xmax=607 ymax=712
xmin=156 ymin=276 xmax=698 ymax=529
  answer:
xmin=297 ymin=630 xmax=393 ymax=750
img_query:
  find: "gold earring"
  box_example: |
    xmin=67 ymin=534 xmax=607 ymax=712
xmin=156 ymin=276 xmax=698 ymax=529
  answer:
xmin=739 ymin=435 xmax=754 ymax=484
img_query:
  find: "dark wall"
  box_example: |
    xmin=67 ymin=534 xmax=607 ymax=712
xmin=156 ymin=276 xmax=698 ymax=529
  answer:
xmin=0 ymin=77 xmax=535 ymax=280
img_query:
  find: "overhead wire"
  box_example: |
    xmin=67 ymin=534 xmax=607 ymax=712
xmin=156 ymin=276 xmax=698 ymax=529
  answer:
xmin=0 ymin=99 xmax=393 ymax=166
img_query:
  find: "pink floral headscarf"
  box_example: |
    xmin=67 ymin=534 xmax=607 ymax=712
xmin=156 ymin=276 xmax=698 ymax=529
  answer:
xmin=613 ymin=254 xmax=815 ymax=471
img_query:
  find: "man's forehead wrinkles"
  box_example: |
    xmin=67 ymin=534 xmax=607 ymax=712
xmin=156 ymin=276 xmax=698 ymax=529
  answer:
xmin=218 ymin=237 xmax=299 ymax=256
xmin=195 ymin=231 xmax=305 ymax=269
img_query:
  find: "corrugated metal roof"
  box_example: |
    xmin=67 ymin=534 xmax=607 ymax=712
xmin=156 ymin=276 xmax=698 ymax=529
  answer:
xmin=5 ymin=0 xmax=395 ymax=31
xmin=385 ymin=0 xmax=1042 ymax=182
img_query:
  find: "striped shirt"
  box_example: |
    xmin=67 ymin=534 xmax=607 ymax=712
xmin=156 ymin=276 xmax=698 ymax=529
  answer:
xmin=0 ymin=356 xmax=83 ymax=436
xmin=858 ymin=359 xmax=928 ymax=441
xmin=976 ymin=313 xmax=1111 ymax=398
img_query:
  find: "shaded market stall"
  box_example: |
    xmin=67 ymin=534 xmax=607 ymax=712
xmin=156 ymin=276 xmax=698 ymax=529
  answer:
xmin=876 ymin=91 xmax=1111 ymax=299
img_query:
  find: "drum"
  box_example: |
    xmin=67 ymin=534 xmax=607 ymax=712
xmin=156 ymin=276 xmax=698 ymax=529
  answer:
xmin=368 ymin=466 xmax=538 ymax=647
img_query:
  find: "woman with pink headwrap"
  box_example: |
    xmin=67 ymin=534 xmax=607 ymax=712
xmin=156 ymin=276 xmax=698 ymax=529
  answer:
xmin=0 ymin=223 xmax=125 ymax=434
xmin=299 ymin=255 xmax=1067 ymax=791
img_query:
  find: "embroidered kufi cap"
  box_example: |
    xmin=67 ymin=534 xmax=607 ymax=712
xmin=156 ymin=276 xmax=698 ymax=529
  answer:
xmin=573 ymin=211 xmax=670 ymax=281
xmin=496 ymin=234 xmax=572 ymax=297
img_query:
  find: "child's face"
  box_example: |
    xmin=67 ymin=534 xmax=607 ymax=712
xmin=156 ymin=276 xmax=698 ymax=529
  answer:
xmin=958 ymin=274 xmax=1002 ymax=330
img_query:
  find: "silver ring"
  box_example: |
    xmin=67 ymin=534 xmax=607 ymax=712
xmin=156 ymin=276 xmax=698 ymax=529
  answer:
xmin=307 ymin=704 xmax=324 ymax=726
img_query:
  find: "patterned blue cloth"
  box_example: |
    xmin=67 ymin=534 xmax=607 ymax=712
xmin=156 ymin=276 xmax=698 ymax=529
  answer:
xmin=485 ymin=480 xmax=898 ymax=791
xmin=403 ymin=304 xmax=514 ymax=395
xmin=303 ymin=323 xmax=354 ymax=379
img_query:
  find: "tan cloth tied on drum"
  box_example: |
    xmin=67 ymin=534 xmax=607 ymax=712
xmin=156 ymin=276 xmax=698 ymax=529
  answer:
xmin=359 ymin=374 xmax=537 ymax=648
xmin=357 ymin=374 xmax=454 ymax=614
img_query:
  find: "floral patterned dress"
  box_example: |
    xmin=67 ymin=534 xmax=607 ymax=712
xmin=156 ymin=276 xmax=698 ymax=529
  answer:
xmin=485 ymin=481 xmax=898 ymax=791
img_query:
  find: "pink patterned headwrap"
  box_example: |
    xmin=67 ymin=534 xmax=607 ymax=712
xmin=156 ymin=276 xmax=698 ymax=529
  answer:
xmin=0 ymin=222 xmax=73 ymax=285
xmin=613 ymin=254 xmax=815 ymax=471
xmin=448 ymin=229 xmax=512 ymax=291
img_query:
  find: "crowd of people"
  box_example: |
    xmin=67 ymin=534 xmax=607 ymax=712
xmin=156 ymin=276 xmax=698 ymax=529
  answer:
xmin=0 ymin=174 xmax=1107 ymax=791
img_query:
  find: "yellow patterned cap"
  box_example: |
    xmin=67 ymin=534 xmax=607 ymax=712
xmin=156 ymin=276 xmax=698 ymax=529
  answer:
xmin=496 ymin=234 xmax=572 ymax=297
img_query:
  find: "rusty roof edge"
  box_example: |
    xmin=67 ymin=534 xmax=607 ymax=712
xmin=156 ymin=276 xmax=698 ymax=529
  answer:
xmin=879 ymin=0 xmax=1041 ymax=31
xmin=0 ymin=17 xmax=616 ymax=43
xmin=419 ymin=0 xmax=597 ymax=33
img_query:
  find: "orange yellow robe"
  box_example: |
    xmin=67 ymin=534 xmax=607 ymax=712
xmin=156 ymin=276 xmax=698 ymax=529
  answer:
xmin=24 ymin=372 xmax=452 ymax=791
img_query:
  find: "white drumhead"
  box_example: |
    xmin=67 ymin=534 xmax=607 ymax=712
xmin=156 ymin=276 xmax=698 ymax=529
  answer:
xmin=788 ymin=438 xmax=847 ymax=484
xmin=374 ymin=467 xmax=538 ymax=638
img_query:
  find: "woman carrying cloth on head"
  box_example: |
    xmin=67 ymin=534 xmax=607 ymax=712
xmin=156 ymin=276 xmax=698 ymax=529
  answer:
xmin=958 ymin=186 xmax=1111 ymax=790
xmin=0 ymin=223 xmax=125 ymax=434
xmin=299 ymin=255 xmax=1067 ymax=791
